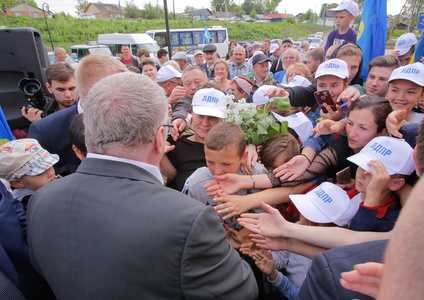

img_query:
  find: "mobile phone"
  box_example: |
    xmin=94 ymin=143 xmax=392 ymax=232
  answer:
xmin=336 ymin=166 xmax=351 ymax=185
xmin=314 ymin=90 xmax=336 ymax=114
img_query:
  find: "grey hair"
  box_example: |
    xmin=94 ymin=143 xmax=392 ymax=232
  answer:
xmin=83 ymin=73 xmax=167 ymax=154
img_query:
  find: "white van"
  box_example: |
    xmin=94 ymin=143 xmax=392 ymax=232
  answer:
xmin=97 ymin=33 xmax=160 ymax=57
xmin=70 ymin=44 xmax=113 ymax=61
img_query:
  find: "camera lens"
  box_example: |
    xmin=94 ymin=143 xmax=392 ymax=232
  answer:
xmin=24 ymin=83 xmax=40 ymax=95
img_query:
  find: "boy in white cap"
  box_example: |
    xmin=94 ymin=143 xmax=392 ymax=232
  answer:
xmin=347 ymin=136 xmax=415 ymax=232
xmin=0 ymin=138 xmax=59 ymax=207
xmin=324 ymin=0 xmax=360 ymax=56
xmin=394 ymin=32 xmax=418 ymax=66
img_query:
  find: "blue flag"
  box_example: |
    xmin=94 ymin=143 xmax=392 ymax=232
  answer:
xmin=413 ymin=32 xmax=424 ymax=63
xmin=356 ymin=0 xmax=387 ymax=80
xmin=0 ymin=106 xmax=13 ymax=146
xmin=203 ymin=25 xmax=211 ymax=43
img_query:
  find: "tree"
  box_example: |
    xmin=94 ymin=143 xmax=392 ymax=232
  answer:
xmin=319 ymin=3 xmax=338 ymax=18
xmin=184 ymin=6 xmax=196 ymax=12
xmin=211 ymin=0 xmax=234 ymax=12
xmin=242 ymin=0 xmax=264 ymax=15
xmin=141 ymin=2 xmax=164 ymax=19
xmin=263 ymin=0 xmax=282 ymax=14
xmin=249 ymin=9 xmax=257 ymax=19
xmin=4 ymin=0 xmax=37 ymax=7
xmin=229 ymin=3 xmax=245 ymax=16
xmin=75 ymin=0 xmax=89 ymax=15
xmin=123 ymin=0 xmax=142 ymax=19
xmin=298 ymin=8 xmax=318 ymax=23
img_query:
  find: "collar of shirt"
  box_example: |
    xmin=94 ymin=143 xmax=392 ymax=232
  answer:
xmin=86 ymin=153 xmax=164 ymax=184
xmin=77 ymin=100 xmax=83 ymax=114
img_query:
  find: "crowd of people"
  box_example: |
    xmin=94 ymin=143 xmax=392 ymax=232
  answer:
xmin=1 ymin=0 xmax=424 ymax=298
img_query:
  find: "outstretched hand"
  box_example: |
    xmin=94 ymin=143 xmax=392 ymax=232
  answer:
xmin=340 ymin=262 xmax=384 ymax=298
xmin=273 ymin=154 xmax=309 ymax=181
xmin=238 ymin=201 xmax=287 ymax=238
xmin=204 ymin=173 xmax=245 ymax=196
xmin=385 ymin=109 xmax=408 ymax=138
xmin=213 ymin=193 xmax=253 ymax=220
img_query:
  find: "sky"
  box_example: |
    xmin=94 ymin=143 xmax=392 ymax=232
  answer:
xmin=35 ymin=0 xmax=405 ymax=17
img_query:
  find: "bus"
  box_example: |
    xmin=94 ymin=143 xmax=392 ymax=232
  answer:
xmin=146 ymin=26 xmax=228 ymax=57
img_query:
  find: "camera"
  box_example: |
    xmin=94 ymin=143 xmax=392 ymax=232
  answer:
xmin=18 ymin=78 xmax=55 ymax=118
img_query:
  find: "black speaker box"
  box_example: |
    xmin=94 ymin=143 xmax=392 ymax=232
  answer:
xmin=0 ymin=27 xmax=50 ymax=129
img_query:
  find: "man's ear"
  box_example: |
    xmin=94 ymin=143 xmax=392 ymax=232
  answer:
xmin=9 ymin=179 xmax=24 ymax=189
xmin=154 ymin=126 xmax=166 ymax=155
xmin=388 ymin=177 xmax=406 ymax=192
xmin=45 ymin=82 xmax=53 ymax=94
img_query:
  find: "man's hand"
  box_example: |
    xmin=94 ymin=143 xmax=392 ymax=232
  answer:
xmin=21 ymin=106 xmax=43 ymax=123
xmin=167 ymin=86 xmax=185 ymax=105
xmin=170 ymin=118 xmax=187 ymax=141
xmin=264 ymin=86 xmax=289 ymax=98
xmin=336 ymin=86 xmax=360 ymax=104
xmin=320 ymin=103 xmax=344 ymax=121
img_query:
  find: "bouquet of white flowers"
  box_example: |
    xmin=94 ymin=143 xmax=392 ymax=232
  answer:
xmin=225 ymin=95 xmax=292 ymax=145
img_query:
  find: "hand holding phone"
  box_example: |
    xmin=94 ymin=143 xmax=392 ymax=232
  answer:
xmin=314 ymin=90 xmax=336 ymax=114
xmin=336 ymin=166 xmax=351 ymax=185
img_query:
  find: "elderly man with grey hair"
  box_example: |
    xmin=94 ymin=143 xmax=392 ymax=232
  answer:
xmin=27 ymin=73 xmax=258 ymax=299
xmin=299 ymin=41 xmax=310 ymax=63
xmin=229 ymin=45 xmax=253 ymax=79
xmin=50 ymin=47 xmax=67 ymax=64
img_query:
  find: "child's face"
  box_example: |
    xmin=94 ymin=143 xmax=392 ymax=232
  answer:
xmin=334 ymin=10 xmax=354 ymax=30
xmin=205 ymin=146 xmax=247 ymax=176
xmin=267 ymin=153 xmax=288 ymax=172
xmin=366 ymin=66 xmax=392 ymax=97
xmin=15 ymin=167 xmax=56 ymax=191
xmin=398 ymin=52 xmax=413 ymax=66
xmin=355 ymin=167 xmax=371 ymax=193
xmin=387 ymin=80 xmax=424 ymax=114
xmin=317 ymin=75 xmax=347 ymax=101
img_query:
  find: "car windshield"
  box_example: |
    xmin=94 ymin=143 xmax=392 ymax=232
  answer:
xmin=89 ymin=47 xmax=112 ymax=55
xmin=138 ymin=43 xmax=160 ymax=52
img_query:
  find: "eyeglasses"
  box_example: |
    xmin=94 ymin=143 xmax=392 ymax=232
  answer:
xmin=161 ymin=124 xmax=172 ymax=136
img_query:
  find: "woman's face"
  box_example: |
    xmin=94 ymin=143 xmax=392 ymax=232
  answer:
xmin=214 ymin=62 xmax=228 ymax=78
xmin=230 ymin=81 xmax=247 ymax=100
xmin=191 ymin=112 xmax=222 ymax=142
xmin=287 ymin=70 xmax=307 ymax=83
xmin=143 ymin=64 xmax=157 ymax=81
xmin=283 ymin=51 xmax=297 ymax=68
xmin=346 ymin=109 xmax=381 ymax=153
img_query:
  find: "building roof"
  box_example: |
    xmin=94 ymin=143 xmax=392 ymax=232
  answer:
xmin=265 ymin=13 xmax=294 ymax=19
xmin=213 ymin=11 xmax=234 ymax=18
xmin=3 ymin=2 xmax=44 ymax=13
xmin=185 ymin=8 xmax=212 ymax=16
xmin=85 ymin=3 xmax=121 ymax=13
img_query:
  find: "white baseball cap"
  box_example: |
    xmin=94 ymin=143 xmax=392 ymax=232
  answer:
xmin=270 ymin=44 xmax=279 ymax=54
xmin=284 ymin=75 xmax=312 ymax=88
xmin=394 ymin=33 xmax=418 ymax=56
xmin=272 ymin=111 xmax=313 ymax=143
xmin=156 ymin=65 xmax=182 ymax=83
xmin=347 ymin=136 xmax=415 ymax=175
xmin=326 ymin=0 xmax=360 ymax=17
xmin=388 ymin=62 xmax=424 ymax=87
xmin=315 ymin=58 xmax=349 ymax=80
xmin=252 ymin=85 xmax=275 ymax=106
xmin=290 ymin=182 xmax=359 ymax=226
xmin=191 ymin=88 xmax=227 ymax=118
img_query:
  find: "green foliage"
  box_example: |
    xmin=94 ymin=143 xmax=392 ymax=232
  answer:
xmin=249 ymin=9 xmax=257 ymax=19
xmin=319 ymin=3 xmax=338 ymax=17
xmin=75 ymin=0 xmax=89 ymax=15
xmin=4 ymin=0 xmax=37 ymax=6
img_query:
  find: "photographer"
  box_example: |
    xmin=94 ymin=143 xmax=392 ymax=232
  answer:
xmin=21 ymin=63 xmax=78 ymax=123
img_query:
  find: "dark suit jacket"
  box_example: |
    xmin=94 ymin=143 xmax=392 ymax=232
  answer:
xmin=28 ymin=105 xmax=79 ymax=169
xmin=200 ymin=63 xmax=215 ymax=80
xmin=298 ymin=239 xmax=388 ymax=300
xmin=28 ymin=158 xmax=258 ymax=299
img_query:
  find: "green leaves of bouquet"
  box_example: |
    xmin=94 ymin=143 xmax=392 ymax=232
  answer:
xmin=225 ymin=96 xmax=292 ymax=146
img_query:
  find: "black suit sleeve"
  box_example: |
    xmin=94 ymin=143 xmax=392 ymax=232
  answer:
xmin=285 ymin=85 xmax=317 ymax=107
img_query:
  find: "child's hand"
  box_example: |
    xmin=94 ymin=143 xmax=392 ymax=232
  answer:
xmin=239 ymin=241 xmax=262 ymax=255
xmin=223 ymin=224 xmax=243 ymax=249
xmin=240 ymin=144 xmax=258 ymax=175
xmin=213 ymin=193 xmax=254 ymax=220
xmin=320 ymin=103 xmax=344 ymax=121
xmin=204 ymin=174 xmax=245 ymax=196
xmin=313 ymin=119 xmax=345 ymax=137
xmin=385 ymin=109 xmax=408 ymax=138
xmin=273 ymin=154 xmax=310 ymax=181
xmin=250 ymin=249 xmax=275 ymax=276
xmin=363 ymin=160 xmax=391 ymax=206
